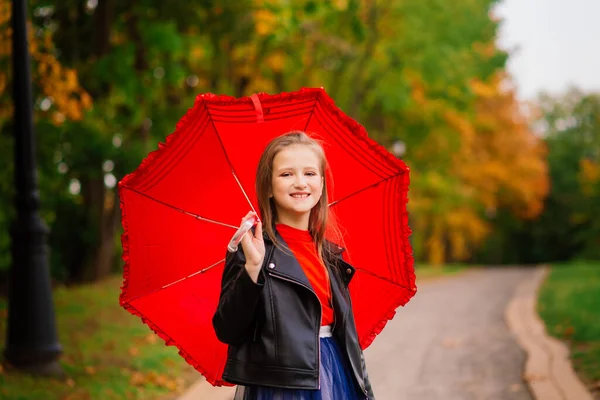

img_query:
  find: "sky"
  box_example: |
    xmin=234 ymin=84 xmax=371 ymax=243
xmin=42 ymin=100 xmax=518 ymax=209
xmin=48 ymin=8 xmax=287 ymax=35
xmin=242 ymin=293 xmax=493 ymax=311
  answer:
xmin=495 ymin=0 xmax=600 ymax=100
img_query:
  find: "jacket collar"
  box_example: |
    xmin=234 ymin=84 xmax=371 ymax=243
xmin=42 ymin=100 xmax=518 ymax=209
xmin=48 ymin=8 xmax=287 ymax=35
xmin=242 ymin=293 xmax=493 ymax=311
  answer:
xmin=262 ymin=229 xmax=346 ymax=255
xmin=262 ymin=228 xmax=355 ymax=287
xmin=265 ymin=231 xmax=312 ymax=289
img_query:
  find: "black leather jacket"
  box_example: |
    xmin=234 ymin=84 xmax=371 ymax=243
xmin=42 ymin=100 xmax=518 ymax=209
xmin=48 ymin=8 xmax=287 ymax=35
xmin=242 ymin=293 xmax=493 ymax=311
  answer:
xmin=212 ymin=231 xmax=374 ymax=399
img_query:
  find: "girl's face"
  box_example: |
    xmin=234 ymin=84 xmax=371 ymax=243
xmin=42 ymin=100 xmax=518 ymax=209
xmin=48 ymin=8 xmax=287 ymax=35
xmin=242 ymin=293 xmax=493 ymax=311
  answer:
xmin=270 ymin=145 xmax=323 ymax=227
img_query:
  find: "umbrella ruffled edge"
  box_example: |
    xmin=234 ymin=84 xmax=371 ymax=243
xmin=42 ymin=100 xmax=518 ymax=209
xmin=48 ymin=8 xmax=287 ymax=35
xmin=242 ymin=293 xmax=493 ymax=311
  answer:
xmin=313 ymin=88 xmax=411 ymax=177
xmin=313 ymin=89 xmax=416 ymax=350
xmin=118 ymin=95 xmax=206 ymax=190
xmin=118 ymin=92 xmax=205 ymax=296
xmin=116 ymin=89 xmax=325 ymax=387
xmin=117 ymin=95 xmax=233 ymax=387
xmin=358 ymin=212 xmax=417 ymax=351
xmin=118 ymin=190 xmax=233 ymax=387
xmin=118 ymin=86 xmax=415 ymax=379
xmin=201 ymin=87 xmax=411 ymax=177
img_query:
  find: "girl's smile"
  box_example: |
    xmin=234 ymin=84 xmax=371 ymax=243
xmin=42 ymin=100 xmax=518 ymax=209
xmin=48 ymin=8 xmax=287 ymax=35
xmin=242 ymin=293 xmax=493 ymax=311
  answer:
xmin=290 ymin=192 xmax=310 ymax=199
xmin=270 ymin=145 xmax=324 ymax=229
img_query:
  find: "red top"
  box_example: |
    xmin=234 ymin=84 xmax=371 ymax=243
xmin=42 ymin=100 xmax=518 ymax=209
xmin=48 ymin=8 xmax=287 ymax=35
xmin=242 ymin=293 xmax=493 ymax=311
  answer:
xmin=276 ymin=224 xmax=335 ymax=326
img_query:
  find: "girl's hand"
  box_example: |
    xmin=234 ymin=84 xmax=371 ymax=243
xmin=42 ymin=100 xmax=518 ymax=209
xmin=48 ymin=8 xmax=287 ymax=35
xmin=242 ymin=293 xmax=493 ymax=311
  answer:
xmin=240 ymin=212 xmax=265 ymax=283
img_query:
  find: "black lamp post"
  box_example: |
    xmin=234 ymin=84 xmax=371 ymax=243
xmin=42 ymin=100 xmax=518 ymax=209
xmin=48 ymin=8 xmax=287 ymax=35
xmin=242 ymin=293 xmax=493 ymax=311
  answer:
xmin=4 ymin=0 xmax=63 ymax=375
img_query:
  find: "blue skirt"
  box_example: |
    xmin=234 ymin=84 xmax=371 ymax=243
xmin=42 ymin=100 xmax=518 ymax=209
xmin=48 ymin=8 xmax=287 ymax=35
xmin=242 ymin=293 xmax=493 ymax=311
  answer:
xmin=234 ymin=336 xmax=363 ymax=400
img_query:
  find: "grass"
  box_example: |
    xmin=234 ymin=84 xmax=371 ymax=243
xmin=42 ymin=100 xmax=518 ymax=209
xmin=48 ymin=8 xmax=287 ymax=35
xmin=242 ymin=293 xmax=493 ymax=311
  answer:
xmin=414 ymin=263 xmax=469 ymax=282
xmin=537 ymin=261 xmax=600 ymax=393
xmin=0 ymin=263 xmax=468 ymax=399
xmin=0 ymin=275 xmax=199 ymax=400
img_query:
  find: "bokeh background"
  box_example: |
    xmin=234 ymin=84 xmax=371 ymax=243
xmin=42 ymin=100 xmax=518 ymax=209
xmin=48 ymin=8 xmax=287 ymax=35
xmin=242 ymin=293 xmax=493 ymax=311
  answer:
xmin=0 ymin=0 xmax=598 ymax=399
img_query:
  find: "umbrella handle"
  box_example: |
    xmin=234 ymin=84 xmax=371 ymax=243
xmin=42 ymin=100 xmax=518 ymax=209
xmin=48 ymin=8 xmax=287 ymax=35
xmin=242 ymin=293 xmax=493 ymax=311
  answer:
xmin=227 ymin=214 xmax=258 ymax=253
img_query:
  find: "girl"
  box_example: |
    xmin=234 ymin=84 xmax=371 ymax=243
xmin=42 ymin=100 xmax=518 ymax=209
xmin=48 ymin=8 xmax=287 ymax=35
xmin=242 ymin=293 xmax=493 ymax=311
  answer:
xmin=213 ymin=131 xmax=374 ymax=400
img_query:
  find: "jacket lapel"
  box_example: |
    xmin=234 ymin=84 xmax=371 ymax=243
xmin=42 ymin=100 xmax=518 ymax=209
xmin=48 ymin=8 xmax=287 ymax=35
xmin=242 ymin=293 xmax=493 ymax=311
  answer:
xmin=265 ymin=232 xmax=313 ymax=290
xmin=262 ymin=230 xmax=353 ymax=322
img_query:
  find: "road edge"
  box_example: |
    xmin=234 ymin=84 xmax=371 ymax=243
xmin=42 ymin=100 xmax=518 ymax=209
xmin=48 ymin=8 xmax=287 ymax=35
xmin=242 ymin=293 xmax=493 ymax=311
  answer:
xmin=504 ymin=265 xmax=593 ymax=400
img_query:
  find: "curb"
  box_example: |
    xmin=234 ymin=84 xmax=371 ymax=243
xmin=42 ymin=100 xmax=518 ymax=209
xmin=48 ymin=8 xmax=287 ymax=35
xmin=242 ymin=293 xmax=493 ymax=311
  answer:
xmin=505 ymin=265 xmax=594 ymax=400
xmin=177 ymin=378 xmax=235 ymax=400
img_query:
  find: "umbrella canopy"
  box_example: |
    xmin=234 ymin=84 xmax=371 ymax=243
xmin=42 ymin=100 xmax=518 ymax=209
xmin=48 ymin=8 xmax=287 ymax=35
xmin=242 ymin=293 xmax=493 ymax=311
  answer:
xmin=119 ymin=87 xmax=415 ymax=386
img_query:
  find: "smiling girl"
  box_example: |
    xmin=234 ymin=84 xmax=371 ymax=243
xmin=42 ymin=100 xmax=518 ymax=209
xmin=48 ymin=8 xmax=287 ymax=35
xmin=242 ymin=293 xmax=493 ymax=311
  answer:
xmin=213 ymin=131 xmax=374 ymax=400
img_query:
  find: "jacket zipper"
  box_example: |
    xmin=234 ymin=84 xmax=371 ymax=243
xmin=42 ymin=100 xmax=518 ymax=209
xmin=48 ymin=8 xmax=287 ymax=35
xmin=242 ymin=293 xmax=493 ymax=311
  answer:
xmin=267 ymin=271 xmax=323 ymax=389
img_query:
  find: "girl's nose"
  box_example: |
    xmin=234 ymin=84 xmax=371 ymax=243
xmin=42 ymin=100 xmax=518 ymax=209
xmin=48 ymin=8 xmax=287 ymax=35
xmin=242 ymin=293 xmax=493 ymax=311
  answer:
xmin=294 ymin=177 xmax=307 ymax=188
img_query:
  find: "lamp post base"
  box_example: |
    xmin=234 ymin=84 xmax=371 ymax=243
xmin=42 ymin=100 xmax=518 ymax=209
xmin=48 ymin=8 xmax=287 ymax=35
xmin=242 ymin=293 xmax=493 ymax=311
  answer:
xmin=3 ymin=356 xmax=64 ymax=378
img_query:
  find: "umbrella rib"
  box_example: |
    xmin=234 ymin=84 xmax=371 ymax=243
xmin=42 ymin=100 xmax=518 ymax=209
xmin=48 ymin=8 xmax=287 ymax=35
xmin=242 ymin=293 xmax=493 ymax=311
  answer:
xmin=328 ymin=173 xmax=404 ymax=207
xmin=303 ymin=96 xmax=318 ymax=131
xmin=203 ymin=101 xmax=258 ymax=216
xmin=125 ymin=258 xmax=226 ymax=304
xmin=353 ymin=267 xmax=413 ymax=292
xmin=121 ymin=185 xmax=238 ymax=229
xmin=232 ymin=171 xmax=257 ymax=215
xmin=313 ymin=100 xmax=398 ymax=177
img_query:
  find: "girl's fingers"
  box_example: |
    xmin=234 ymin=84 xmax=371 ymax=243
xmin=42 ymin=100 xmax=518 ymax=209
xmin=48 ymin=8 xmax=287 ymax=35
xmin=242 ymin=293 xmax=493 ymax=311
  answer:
xmin=241 ymin=211 xmax=259 ymax=226
xmin=240 ymin=230 xmax=252 ymax=249
xmin=254 ymin=221 xmax=263 ymax=240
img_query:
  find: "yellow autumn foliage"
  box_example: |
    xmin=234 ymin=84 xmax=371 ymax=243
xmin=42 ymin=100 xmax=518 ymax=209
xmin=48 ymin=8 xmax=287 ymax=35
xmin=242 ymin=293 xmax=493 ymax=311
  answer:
xmin=266 ymin=51 xmax=286 ymax=72
xmin=579 ymin=159 xmax=600 ymax=197
xmin=0 ymin=0 xmax=92 ymax=126
xmin=408 ymin=68 xmax=548 ymax=265
xmin=253 ymin=9 xmax=278 ymax=36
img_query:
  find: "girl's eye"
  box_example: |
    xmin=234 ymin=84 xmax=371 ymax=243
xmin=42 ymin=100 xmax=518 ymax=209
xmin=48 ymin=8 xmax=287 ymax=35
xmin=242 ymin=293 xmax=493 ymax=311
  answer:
xmin=306 ymin=172 xmax=317 ymax=176
xmin=281 ymin=173 xmax=291 ymax=177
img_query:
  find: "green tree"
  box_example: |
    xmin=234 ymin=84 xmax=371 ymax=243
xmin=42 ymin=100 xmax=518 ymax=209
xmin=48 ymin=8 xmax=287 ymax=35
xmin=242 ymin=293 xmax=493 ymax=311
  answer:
xmin=536 ymin=89 xmax=600 ymax=261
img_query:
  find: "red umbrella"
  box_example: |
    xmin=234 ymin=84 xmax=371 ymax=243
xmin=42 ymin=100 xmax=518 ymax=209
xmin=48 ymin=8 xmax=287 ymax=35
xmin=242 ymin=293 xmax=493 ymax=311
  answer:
xmin=118 ymin=87 xmax=415 ymax=386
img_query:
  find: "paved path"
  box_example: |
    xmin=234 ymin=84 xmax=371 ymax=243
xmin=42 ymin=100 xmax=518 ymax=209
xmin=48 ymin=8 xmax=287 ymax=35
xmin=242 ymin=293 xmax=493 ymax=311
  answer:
xmin=365 ymin=267 xmax=534 ymax=399
xmin=180 ymin=267 xmax=536 ymax=400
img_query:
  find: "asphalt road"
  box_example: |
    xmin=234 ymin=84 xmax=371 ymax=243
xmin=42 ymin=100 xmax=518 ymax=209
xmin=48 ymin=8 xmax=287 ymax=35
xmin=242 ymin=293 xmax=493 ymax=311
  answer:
xmin=365 ymin=267 xmax=535 ymax=400
xmin=181 ymin=267 xmax=536 ymax=400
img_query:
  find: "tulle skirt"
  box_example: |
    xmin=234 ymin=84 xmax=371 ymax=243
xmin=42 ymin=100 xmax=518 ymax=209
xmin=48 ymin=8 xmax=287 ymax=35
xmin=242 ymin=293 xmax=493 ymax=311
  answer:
xmin=234 ymin=335 xmax=362 ymax=400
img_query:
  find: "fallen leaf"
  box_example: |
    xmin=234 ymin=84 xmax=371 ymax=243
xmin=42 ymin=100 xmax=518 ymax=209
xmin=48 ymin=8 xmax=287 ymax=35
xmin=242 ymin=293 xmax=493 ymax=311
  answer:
xmin=166 ymin=379 xmax=178 ymax=391
xmin=66 ymin=378 xmax=76 ymax=387
xmin=563 ymin=326 xmax=575 ymax=337
xmin=84 ymin=366 xmax=96 ymax=375
xmin=145 ymin=334 xmax=158 ymax=344
xmin=146 ymin=371 xmax=158 ymax=384
xmin=523 ymin=373 xmax=547 ymax=382
xmin=128 ymin=347 xmax=139 ymax=357
xmin=156 ymin=374 xmax=169 ymax=387
xmin=130 ymin=371 xmax=145 ymax=386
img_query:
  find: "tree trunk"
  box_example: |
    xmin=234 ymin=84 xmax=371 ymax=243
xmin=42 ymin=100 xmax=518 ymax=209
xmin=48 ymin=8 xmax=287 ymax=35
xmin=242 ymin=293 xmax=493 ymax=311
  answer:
xmin=93 ymin=191 xmax=120 ymax=280
xmin=93 ymin=0 xmax=114 ymax=58
xmin=79 ymin=177 xmax=119 ymax=281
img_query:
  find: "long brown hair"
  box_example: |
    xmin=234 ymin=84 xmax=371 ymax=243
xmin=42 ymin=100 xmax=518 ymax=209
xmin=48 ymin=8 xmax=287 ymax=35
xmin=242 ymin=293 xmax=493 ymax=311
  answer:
xmin=256 ymin=131 xmax=336 ymax=262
